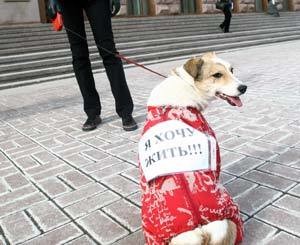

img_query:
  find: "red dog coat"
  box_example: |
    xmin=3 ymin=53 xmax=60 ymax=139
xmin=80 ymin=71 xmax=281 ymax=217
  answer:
xmin=140 ymin=106 xmax=243 ymax=244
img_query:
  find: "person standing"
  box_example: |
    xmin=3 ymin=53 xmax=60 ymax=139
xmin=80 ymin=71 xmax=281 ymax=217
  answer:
xmin=47 ymin=0 xmax=138 ymax=131
xmin=219 ymin=0 xmax=233 ymax=33
xmin=267 ymin=0 xmax=280 ymax=17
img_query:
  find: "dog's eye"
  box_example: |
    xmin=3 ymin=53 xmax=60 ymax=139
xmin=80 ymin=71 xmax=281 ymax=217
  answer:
xmin=230 ymin=68 xmax=234 ymax=73
xmin=213 ymin=73 xmax=223 ymax=78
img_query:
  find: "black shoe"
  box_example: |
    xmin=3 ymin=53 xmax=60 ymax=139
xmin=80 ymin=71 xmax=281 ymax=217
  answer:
xmin=122 ymin=115 xmax=138 ymax=131
xmin=82 ymin=116 xmax=102 ymax=131
xmin=219 ymin=25 xmax=224 ymax=31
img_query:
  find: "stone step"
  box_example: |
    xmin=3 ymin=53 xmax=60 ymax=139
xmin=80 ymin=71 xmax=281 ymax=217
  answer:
xmin=1 ymin=26 xmax=298 ymax=65
xmin=1 ymin=11 xmax=299 ymax=32
xmin=1 ymin=29 xmax=299 ymax=74
xmin=0 ymin=14 xmax=298 ymax=44
xmin=1 ymin=34 xmax=299 ymax=86
xmin=1 ymin=20 xmax=299 ymax=56
xmin=0 ymin=12 xmax=299 ymax=89
xmin=0 ymin=12 xmax=298 ymax=35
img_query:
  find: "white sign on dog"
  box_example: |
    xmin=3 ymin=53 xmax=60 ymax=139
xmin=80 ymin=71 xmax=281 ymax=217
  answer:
xmin=139 ymin=120 xmax=217 ymax=182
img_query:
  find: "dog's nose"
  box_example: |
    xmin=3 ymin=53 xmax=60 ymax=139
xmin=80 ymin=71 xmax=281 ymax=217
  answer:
xmin=238 ymin=85 xmax=247 ymax=94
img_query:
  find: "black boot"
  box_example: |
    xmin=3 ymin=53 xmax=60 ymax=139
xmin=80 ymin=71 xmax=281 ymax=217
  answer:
xmin=122 ymin=115 xmax=137 ymax=131
xmin=82 ymin=116 xmax=102 ymax=131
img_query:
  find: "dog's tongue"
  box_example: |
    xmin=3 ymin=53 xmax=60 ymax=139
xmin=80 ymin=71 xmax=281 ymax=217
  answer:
xmin=226 ymin=96 xmax=243 ymax=107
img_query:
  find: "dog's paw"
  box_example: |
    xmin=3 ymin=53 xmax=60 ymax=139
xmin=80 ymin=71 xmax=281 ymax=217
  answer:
xmin=170 ymin=227 xmax=210 ymax=245
xmin=201 ymin=219 xmax=236 ymax=245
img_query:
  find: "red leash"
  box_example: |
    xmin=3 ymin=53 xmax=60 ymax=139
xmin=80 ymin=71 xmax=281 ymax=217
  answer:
xmin=115 ymin=53 xmax=167 ymax=78
xmin=52 ymin=15 xmax=167 ymax=79
xmin=68 ymin=26 xmax=167 ymax=78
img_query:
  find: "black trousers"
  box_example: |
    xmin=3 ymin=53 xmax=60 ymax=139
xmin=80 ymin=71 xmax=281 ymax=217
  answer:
xmin=220 ymin=6 xmax=232 ymax=32
xmin=61 ymin=0 xmax=133 ymax=119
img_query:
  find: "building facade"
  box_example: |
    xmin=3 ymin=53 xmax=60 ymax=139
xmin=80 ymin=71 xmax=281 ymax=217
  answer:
xmin=0 ymin=0 xmax=298 ymax=24
xmin=121 ymin=0 xmax=297 ymax=15
xmin=0 ymin=0 xmax=41 ymax=24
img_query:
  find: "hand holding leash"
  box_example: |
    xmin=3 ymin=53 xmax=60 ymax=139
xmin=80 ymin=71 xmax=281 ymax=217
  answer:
xmin=47 ymin=0 xmax=63 ymax=31
xmin=47 ymin=0 xmax=62 ymax=19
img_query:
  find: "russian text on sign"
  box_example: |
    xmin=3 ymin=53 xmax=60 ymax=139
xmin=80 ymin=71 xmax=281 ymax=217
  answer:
xmin=139 ymin=120 xmax=217 ymax=182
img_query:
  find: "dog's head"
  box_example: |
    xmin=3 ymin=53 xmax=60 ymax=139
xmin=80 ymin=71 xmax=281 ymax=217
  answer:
xmin=183 ymin=52 xmax=247 ymax=107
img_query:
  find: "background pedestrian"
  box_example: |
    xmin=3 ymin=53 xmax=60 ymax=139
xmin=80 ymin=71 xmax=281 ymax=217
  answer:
xmin=219 ymin=0 xmax=233 ymax=33
xmin=267 ymin=0 xmax=280 ymax=17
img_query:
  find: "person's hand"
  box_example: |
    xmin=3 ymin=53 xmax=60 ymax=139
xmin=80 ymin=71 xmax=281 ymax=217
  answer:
xmin=110 ymin=0 xmax=121 ymax=17
xmin=47 ymin=0 xmax=62 ymax=20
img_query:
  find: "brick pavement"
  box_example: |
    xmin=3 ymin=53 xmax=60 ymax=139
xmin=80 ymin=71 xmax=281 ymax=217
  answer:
xmin=0 ymin=41 xmax=299 ymax=244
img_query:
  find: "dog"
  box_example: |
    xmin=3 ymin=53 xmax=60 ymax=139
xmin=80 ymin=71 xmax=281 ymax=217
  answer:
xmin=138 ymin=52 xmax=246 ymax=245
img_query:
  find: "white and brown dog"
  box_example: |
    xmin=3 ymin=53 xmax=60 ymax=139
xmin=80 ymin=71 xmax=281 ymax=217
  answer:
xmin=139 ymin=52 xmax=246 ymax=245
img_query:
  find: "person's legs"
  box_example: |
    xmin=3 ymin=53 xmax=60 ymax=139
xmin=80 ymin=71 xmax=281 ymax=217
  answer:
xmin=84 ymin=0 xmax=134 ymax=120
xmin=60 ymin=0 xmax=101 ymax=120
xmin=219 ymin=11 xmax=225 ymax=30
xmin=223 ymin=7 xmax=232 ymax=33
xmin=219 ymin=6 xmax=228 ymax=30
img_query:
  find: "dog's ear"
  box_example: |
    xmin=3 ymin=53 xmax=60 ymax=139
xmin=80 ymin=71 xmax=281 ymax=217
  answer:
xmin=184 ymin=58 xmax=204 ymax=79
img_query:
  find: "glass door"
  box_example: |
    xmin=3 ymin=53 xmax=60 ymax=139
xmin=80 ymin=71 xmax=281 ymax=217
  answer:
xmin=181 ymin=0 xmax=196 ymax=14
xmin=127 ymin=0 xmax=149 ymax=16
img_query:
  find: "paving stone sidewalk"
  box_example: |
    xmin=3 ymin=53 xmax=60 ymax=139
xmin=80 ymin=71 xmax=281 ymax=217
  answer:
xmin=0 ymin=41 xmax=299 ymax=245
